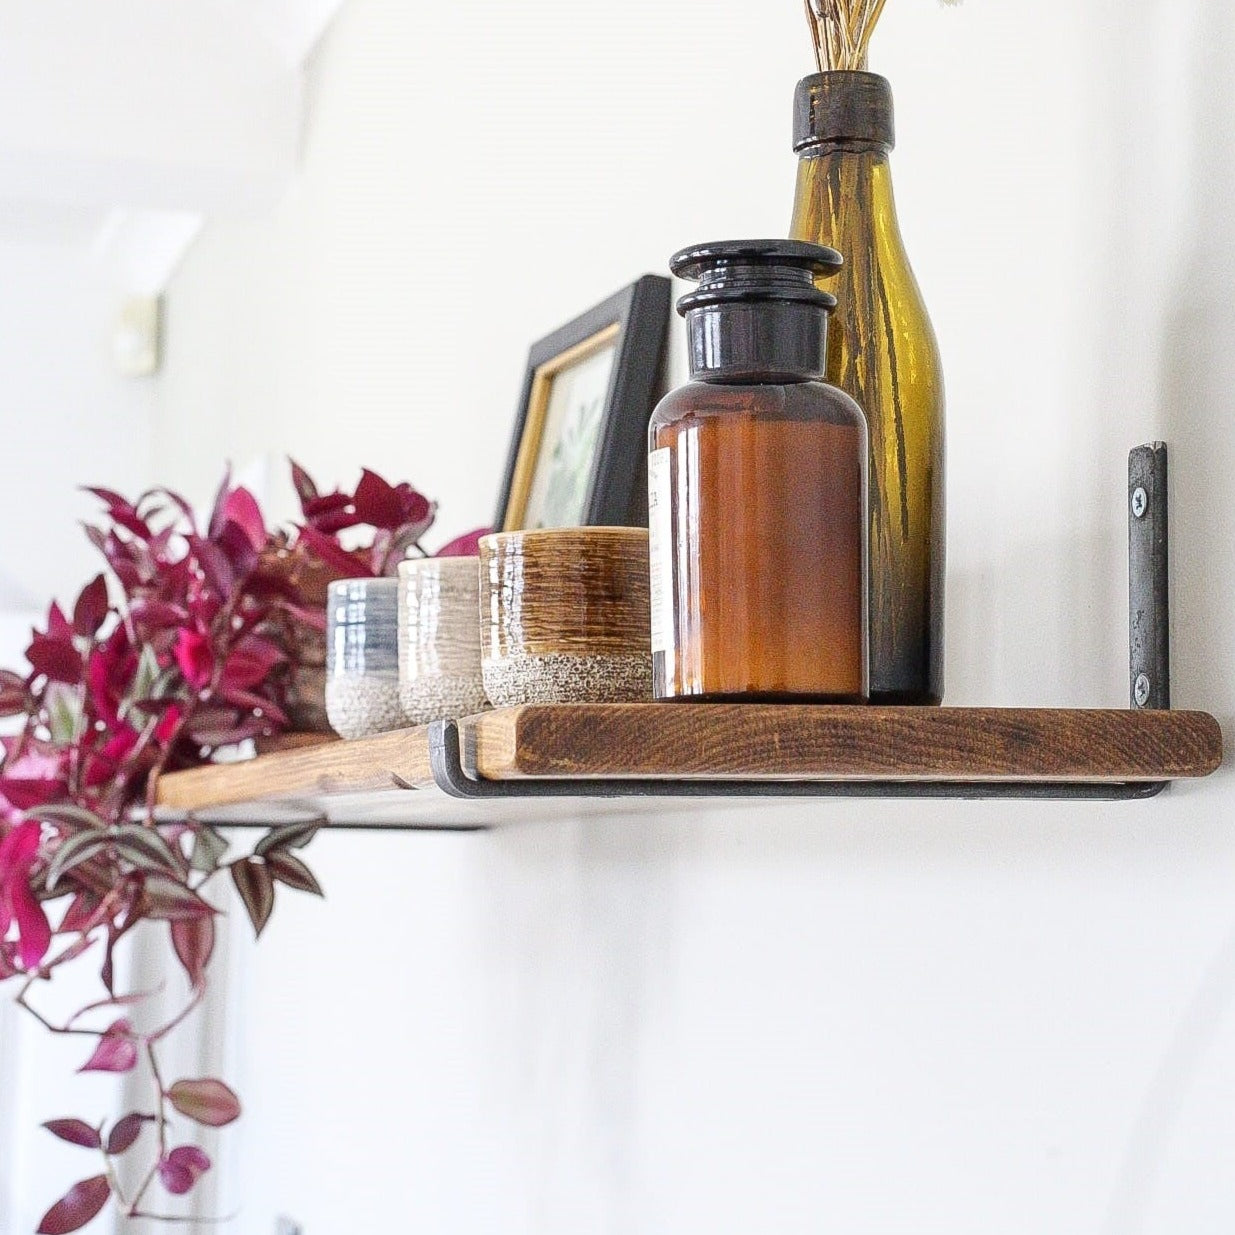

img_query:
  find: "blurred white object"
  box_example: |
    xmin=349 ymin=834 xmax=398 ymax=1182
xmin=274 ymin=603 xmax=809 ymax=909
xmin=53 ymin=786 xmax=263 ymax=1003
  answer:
xmin=112 ymin=294 xmax=162 ymax=377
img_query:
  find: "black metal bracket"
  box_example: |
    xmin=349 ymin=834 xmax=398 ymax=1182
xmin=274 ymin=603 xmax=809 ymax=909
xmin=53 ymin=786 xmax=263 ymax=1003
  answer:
xmin=1129 ymin=442 xmax=1169 ymax=712
xmin=423 ymin=442 xmax=1171 ymax=805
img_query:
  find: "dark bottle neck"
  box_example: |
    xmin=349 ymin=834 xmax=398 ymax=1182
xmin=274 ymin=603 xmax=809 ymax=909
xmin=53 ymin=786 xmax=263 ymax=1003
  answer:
xmin=686 ymin=301 xmax=828 ymax=383
xmin=794 ymin=70 xmax=894 ymax=156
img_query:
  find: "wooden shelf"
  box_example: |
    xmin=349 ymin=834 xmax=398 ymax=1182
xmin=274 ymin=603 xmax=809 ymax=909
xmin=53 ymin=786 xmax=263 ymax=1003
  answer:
xmin=153 ymin=704 xmax=1223 ymax=830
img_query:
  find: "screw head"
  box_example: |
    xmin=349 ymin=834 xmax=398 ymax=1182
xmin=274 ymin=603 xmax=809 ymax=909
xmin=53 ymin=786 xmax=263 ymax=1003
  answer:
xmin=1131 ymin=487 xmax=1148 ymax=519
xmin=1134 ymin=673 xmax=1151 ymax=707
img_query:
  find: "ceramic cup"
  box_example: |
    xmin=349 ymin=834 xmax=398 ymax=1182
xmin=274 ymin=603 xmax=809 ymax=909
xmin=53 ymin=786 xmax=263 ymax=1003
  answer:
xmin=479 ymin=527 xmax=653 ymax=707
xmin=324 ymin=578 xmax=405 ymax=739
xmin=397 ymin=556 xmax=488 ymax=724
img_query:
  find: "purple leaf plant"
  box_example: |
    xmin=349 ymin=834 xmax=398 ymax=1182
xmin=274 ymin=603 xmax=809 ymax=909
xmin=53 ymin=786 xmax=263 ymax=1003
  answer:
xmin=0 ymin=460 xmax=488 ymax=1230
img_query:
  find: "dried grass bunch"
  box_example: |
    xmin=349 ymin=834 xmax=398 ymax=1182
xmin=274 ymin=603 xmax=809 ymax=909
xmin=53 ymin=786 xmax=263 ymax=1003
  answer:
xmin=804 ymin=0 xmax=959 ymax=72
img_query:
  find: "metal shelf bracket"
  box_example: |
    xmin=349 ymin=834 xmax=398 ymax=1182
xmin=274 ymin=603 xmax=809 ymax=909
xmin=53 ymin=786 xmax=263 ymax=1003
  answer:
xmin=428 ymin=442 xmax=1170 ymax=806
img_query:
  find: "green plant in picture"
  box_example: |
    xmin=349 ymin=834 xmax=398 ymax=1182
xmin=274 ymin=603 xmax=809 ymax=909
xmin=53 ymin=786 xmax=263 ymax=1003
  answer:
xmin=539 ymin=394 xmax=606 ymax=527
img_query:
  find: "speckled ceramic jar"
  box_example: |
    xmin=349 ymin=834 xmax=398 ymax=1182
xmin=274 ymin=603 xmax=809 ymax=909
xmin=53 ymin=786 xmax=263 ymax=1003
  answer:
xmin=397 ymin=556 xmax=488 ymax=724
xmin=325 ymin=578 xmax=404 ymax=739
xmin=479 ymin=528 xmax=653 ymax=706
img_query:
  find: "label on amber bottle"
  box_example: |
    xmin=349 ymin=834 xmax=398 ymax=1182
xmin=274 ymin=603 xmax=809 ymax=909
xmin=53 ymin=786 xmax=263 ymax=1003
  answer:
xmin=647 ymin=447 xmax=675 ymax=656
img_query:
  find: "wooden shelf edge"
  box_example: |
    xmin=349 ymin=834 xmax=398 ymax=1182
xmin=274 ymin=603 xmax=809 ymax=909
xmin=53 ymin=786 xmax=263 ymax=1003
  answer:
xmin=155 ymin=726 xmax=434 ymax=811
xmin=154 ymin=704 xmax=1223 ymax=816
xmin=471 ymin=704 xmax=1223 ymax=784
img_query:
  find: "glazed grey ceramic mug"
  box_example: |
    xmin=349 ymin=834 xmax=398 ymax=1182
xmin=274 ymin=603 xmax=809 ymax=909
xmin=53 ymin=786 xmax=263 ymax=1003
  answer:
xmin=324 ymin=577 xmax=404 ymax=739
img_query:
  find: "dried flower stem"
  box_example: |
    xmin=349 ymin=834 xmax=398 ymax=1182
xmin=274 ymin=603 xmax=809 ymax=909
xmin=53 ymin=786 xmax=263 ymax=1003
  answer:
xmin=805 ymin=0 xmax=951 ymax=71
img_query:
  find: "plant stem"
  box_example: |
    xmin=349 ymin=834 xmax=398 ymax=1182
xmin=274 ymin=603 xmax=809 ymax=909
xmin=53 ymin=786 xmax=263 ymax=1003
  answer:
xmin=147 ymin=986 xmax=203 ymax=1045
xmin=127 ymin=1212 xmax=237 ymax=1225
xmin=128 ymin=1042 xmax=169 ymax=1216
xmin=101 ymin=1151 xmax=130 ymax=1212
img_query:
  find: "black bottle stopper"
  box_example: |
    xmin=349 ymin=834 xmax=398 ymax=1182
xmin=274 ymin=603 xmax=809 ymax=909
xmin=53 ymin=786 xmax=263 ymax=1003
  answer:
xmin=670 ymin=240 xmax=843 ymax=383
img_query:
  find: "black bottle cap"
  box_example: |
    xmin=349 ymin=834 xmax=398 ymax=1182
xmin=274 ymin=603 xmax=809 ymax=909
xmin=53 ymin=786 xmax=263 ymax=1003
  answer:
xmin=670 ymin=239 xmax=841 ymax=317
xmin=794 ymin=71 xmax=895 ymax=152
xmin=669 ymin=240 xmax=842 ymax=382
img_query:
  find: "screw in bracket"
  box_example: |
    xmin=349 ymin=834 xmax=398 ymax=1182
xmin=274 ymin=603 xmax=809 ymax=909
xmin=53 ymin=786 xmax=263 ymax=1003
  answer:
xmin=1134 ymin=673 xmax=1151 ymax=707
xmin=1131 ymin=486 xmax=1148 ymax=519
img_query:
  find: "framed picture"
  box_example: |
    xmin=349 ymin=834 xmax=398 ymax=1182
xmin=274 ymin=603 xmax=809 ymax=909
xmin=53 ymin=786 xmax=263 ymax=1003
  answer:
xmin=496 ymin=274 xmax=671 ymax=531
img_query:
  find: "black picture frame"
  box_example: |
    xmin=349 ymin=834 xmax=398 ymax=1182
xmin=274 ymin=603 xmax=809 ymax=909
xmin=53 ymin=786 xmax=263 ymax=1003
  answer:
xmin=495 ymin=274 xmax=671 ymax=530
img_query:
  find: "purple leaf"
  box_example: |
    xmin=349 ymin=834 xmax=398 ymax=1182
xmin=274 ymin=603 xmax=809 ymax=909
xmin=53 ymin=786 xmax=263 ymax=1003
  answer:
xmin=43 ymin=1120 xmax=102 ymax=1150
xmin=111 ymin=825 xmax=183 ymax=877
xmin=0 ymin=668 xmax=29 ymax=716
xmin=104 ymin=504 xmax=153 ymax=540
xmin=167 ymin=1078 xmax=241 ymax=1128
xmin=78 ymin=1020 xmax=138 ymax=1074
xmin=219 ymin=487 xmax=266 ymax=552
xmin=0 ymin=820 xmax=52 ymax=967
xmin=170 ymin=915 xmax=215 ymax=988
xmin=205 ymin=466 xmax=233 ymax=540
xmin=289 ymin=458 xmax=318 ymax=506
xmin=173 ymin=627 xmax=214 ymax=690
xmin=267 ymin=851 xmax=324 ymax=897
xmin=158 ymin=1145 xmax=211 ymax=1195
xmin=138 ymin=485 xmax=195 ymax=524
xmin=187 ymin=824 xmax=229 ymax=875
xmin=272 ymin=598 xmax=327 ymax=630
xmin=84 ymin=485 xmax=129 ymax=510
xmin=0 ymin=774 xmax=64 ymax=811
xmin=394 ymin=482 xmax=434 ymax=532
xmin=215 ymin=686 xmax=287 ymax=729
xmin=230 ymin=858 xmax=275 ymax=937
xmin=295 ymin=525 xmax=374 ymax=578
xmin=215 ymin=520 xmax=260 ymax=580
xmin=301 ymin=491 xmax=360 ymax=534
xmin=105 ymin=1113 xmax=153 ymax=1156
xmin=185 ymin=712 xmax=272 ymax=748
xmin=30 ymin=803 xmax=107 ymax=832
xmin=219 ymin=635 xmax=285 ymax=690
xmin=100 ymin=930 xmax=116 ymax=997
xmin=71 ymin=575 xmax=110 ymax=640
xmin=45 ymin=831 xmax=112 ymax=893
xmin=140 ymin=875 xmax=215 ymax=922
xmin=254 ymin=818 xmax=323 ymax=856
xmin=26 ymin=635 xmax=83 ymax=685
xmin=188 ymin=536 xmax=235 ymax=597
xmin=435 ymin=527 xmax=490 ymax=558
xmin=352 ymin=468 xmax=405 ymax=529
xmin=128 ymin=599 xmax=190 ymax=629
xmin=59 ymin=891 xmax=101 ymax=934
xmin=36 ymin=1175 xmax=111 ymax=1234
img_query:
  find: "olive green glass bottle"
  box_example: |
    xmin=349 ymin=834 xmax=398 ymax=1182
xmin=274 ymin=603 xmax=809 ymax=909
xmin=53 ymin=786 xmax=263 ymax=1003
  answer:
xmin=789 ymin=71 xmax=945 ymax=704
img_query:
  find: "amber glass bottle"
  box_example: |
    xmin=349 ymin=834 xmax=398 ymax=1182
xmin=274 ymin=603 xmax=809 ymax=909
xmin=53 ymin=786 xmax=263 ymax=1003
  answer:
xmin=789 ymin=72 xmax=945 ymax=704
xmin=648 ymin=240 xmax=868 ymax=702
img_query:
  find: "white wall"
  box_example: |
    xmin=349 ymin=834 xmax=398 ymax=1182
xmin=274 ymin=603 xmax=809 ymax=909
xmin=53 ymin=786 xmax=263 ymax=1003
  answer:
xmin=152 ymin=0 xmax=1235 ymax=1232
xmin=0 ymin=240 xmax=156 ymax=606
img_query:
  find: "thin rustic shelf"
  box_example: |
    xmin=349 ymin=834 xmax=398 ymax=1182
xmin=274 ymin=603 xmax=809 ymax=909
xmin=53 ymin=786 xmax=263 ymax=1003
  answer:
xmin=152 ymin=443 xmax=1223 ymax=830
xmin=152 ymin=703 xmax=1223 ymax=830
